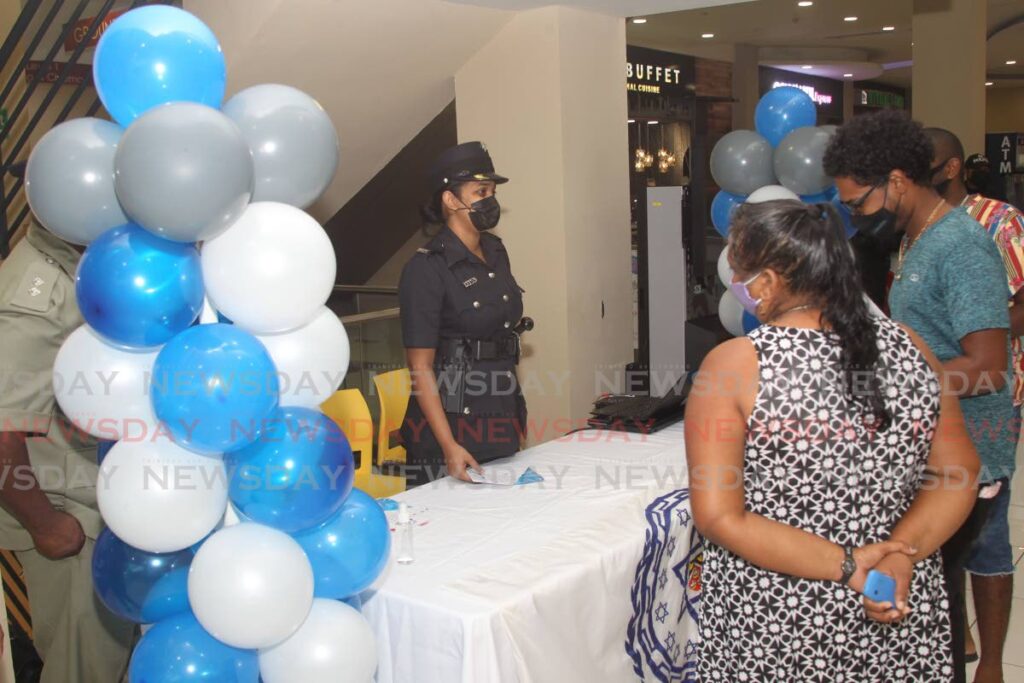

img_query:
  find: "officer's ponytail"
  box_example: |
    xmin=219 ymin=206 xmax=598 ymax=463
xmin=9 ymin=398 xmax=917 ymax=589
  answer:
xmin=420 ymin=181 xmax=467 ymax=235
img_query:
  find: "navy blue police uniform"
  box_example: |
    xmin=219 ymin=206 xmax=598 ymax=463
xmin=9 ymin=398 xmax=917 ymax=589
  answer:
xmin=398 ymin=142 xmax=527 ymax=484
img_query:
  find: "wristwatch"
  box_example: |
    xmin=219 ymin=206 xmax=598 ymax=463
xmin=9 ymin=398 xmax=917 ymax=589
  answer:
xmin=839 ymin=545 xmax=857 ymax=585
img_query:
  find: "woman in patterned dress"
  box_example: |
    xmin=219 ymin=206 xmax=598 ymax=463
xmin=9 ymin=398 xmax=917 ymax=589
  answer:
xmin=686 ymin=200 xmax=981 ymax=682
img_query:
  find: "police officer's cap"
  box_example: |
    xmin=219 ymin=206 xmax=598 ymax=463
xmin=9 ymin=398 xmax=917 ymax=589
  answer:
xmin=428 ymin=141 xmax=509 ymax=192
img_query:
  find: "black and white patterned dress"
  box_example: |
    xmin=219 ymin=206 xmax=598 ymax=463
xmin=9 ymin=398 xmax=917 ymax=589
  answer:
xmin=698 ymin=318 xmax=953 ymax=682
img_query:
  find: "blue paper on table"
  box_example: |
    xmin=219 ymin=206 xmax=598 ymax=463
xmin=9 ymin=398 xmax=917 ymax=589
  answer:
xmin=516 ymin=467 xmax=544 ymax=486
xmin=377 ymin=498 xmax=399 ymax=511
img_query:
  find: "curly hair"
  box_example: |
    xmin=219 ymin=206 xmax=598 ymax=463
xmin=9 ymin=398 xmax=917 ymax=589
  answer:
xmin=822 ymin=110 xmax=934 ymax=187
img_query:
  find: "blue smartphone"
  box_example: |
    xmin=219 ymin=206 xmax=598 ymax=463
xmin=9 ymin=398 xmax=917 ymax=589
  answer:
xmin=864 ymin=570 xmax=897 ymax=605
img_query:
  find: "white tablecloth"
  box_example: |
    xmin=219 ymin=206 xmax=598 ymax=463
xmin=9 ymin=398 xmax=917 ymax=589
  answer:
xmin=362 ymin=421 xmax=703 ymax=683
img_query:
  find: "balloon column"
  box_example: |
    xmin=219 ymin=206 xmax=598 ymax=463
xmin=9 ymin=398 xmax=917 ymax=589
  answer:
xmin=33 ymin=6 xmax=387 ymax=682
xmin=711 ymin=86 xmax=853 ymax=337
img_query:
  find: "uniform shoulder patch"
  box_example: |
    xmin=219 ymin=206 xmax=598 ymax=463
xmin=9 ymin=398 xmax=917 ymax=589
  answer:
xmin=9 ymin=260 xmax=59 ymax=313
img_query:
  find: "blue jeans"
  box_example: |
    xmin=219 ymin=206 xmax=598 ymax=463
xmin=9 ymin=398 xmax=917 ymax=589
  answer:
xmin=965 ymin=478 xmax=1015 ymax=576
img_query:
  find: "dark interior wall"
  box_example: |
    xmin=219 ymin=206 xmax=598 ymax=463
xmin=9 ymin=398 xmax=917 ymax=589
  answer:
xmin=324 ymin=100 xmax=458 ymax=285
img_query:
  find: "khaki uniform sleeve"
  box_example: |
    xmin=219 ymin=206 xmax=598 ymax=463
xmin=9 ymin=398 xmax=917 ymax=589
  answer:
xmin=0 ymin=252 xmax=72 ymax=436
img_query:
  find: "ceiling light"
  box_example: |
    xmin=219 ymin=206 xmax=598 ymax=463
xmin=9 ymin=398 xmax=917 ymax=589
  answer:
xmin=631 ymin=17 xmax=647 ymax=24
xmin=627 ymin=119 xmax=636 ymax=123
xmin=986 ymin=82 xmax=994 ymax=86
xmin=648 ymin=120 xmax=659 ymax=125
xmin=844 ymin=16 xmax=858 ymax=22
xmin=701 ymin=33 xmax=715 ymax=39
xmin=1007 ymin=60 xmax=1017 ymax=65
xmin=844 ymin=73 xmax=854 ymax=78
xmin=882 ymin=26 xmax=895 ymax=31
xmin=802 ymin=65 xmax=814 ymax=70
xmin=798 ymin=1 xmax=814 ymax=6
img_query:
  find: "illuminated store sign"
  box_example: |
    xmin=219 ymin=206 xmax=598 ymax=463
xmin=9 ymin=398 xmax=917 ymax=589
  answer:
xmin=771 ymin=81 xmax=833 ymax=106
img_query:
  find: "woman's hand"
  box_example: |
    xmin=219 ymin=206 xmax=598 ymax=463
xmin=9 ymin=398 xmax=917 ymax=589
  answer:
xmin=861 ymin=553 xmax=914 ymax=624
xmin=847 ymin=540 xmax=915 ymax=592
xmin=443 ymin=444 xmax=482 ymax=482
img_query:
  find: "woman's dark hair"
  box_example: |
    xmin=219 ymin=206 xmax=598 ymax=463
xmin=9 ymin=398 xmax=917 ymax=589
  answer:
xmin=729 ymin=199 xmax=892 ymax=431
xmin=420 ymin=181 xmax=467 ymax=235
xmin=822 ymin=109 xmax=934 ymax=187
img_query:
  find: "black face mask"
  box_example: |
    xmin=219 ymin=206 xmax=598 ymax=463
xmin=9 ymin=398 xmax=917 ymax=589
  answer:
xmin=930 ymin=158 xmax=953 ymax=197
xmin=933 ymin=178 xmax=953 ymax=197
xmin=850 ymin=187 xmax=903 ymax=253
xmin=461 ymin=195 xmax=501 ymax=231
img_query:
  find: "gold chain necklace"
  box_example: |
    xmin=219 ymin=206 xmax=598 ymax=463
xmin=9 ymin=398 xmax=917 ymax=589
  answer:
xmin=767 ymin=303 xmax=815 ymax=324
xmin=894 ymin=198 xmax=947 ymax=281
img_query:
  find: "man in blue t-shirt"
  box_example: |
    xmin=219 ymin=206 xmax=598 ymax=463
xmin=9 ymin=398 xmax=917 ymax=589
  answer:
xmin=825 ymin=110 xmax=1016 ymax=683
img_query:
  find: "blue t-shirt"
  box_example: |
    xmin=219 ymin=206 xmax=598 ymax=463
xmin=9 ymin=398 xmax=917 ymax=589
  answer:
xmin=889 ymin=207 xmax=1017 ymax=481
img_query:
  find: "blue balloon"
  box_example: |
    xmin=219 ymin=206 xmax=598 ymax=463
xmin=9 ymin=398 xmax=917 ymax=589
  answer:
xmin=741 ymin=311 xmax=761 ymax=335
xmin=96 ymin=439 xmax=115 ymax=466
xmin=830 ymin=195 xmax=858 ymax=239
xmin=77 ymin=224 xmax=203 ymax=348
xmin=128 ymin=611 xmax=258 ymax=683
xmin=755 ymin=87 xmax=817 ymax=147
xmin=225 ymin=407 xmax=355 ymax=533
xmin=151 ymin=324 xmax=279 ymax=455
xmin=294 ymin=489 xmax=391 ymax=600
xmin=799 ymin=191 xmax=831 ymax=205
xmin=93 ymin=529 xmax=193 ymax=624
xmin=711 ymin=190 xmax=746 ymax=237
xmin=93 ymin=6 xmax=226 ymax=128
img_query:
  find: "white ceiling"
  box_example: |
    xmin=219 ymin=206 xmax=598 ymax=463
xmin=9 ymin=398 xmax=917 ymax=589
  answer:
xmin=186 ymin=0 xmax=514 ymax=224
xmin=444 ymin=0 xmax=750 ymax=17
xmin=626 ymin=0 xmax=1024 ymax=89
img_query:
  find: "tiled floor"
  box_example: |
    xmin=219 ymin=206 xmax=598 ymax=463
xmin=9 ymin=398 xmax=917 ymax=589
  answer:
xmin=964 ymin=464 xmax=1024 ymax=682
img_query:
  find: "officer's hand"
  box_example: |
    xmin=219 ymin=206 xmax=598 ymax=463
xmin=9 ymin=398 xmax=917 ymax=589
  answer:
xmin=443 ymin=444 xmax=483 ymax=482
xmin=29 ymin=509 xmax=86 ymax=560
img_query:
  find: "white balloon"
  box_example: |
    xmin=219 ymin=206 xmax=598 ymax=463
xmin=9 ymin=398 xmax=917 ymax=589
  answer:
xmin=52 ymin=325 xmax=159 ymax=440
xmin=259 ymin=599 xmax=377 ymax=683
xmin=188 ymin=523 xmax=314 ymax=649
xmin=716 ymin=247 xmax=734 ymax=286
xmin=746 ymin=185 xmax=800 ymax=204
xmin=256 ymin=307 xmax=349 ymax=408
xmin=718 ymin=290 xmax=746 ymax=338
xmin=201 ymin=202 xmax=336 ymax=334
xmin=97 ymin=439 xmax=227 ymax=553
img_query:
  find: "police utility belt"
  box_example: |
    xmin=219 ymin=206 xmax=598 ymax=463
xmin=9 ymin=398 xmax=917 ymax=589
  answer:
xmin=436 ymin=335 xmax=519 ymax=415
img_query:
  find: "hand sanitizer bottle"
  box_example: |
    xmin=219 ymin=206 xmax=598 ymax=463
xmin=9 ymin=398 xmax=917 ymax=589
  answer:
xmin=396 ymin=503 xmax=414 ymax=565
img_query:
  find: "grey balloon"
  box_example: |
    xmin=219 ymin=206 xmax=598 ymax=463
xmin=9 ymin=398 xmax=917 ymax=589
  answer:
xmin=114 ymin=102 xmax=254 ymax=242
xmin=222 ymin=84 xmax=339 ymax=209
xmin=774 ymin=126 xmax=834 ymax=196
xmin=710 ymin=130 xmax=776 ymax=196
xmin=26 ymin=118 xmax=128 ymax=245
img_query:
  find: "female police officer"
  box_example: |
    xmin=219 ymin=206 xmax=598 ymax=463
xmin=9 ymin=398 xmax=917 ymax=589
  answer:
xmin=398 ymin=142 xmax=527 ymax=485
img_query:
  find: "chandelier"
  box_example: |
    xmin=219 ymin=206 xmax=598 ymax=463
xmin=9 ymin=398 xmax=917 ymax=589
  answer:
xmin=633 ymin=121 xmax=677 ymax=174
xmin=634 ymin=147 xmax=654 ymax=172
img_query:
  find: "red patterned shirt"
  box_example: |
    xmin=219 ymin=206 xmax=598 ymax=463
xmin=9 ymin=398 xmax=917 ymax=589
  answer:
xmin=963 ymin=194 xmax=1024 ymax=405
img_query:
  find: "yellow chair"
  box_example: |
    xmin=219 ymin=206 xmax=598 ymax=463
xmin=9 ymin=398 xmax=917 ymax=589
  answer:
xmin=321 ymin=389 xmax=405 ymax=498
xmin=372 ymin=369 xmax=411 ymax=467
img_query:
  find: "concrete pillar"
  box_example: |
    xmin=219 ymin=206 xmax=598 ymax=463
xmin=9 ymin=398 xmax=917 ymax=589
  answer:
xmin=456 ymin=7 xmax=633 ymax=443
xmin=732 ymin=43 xmax=759 ymax=130
xmin=912 ymin=0 xmax=986 ymax=152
